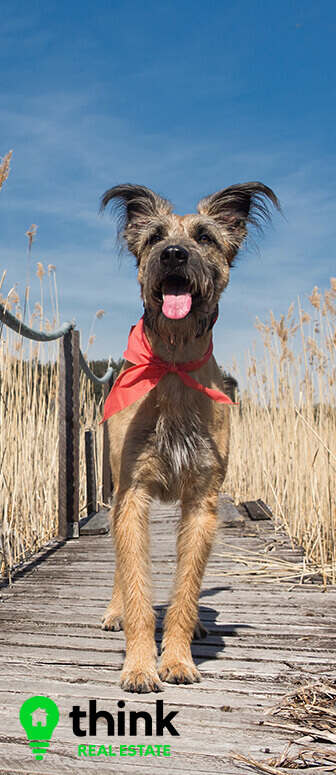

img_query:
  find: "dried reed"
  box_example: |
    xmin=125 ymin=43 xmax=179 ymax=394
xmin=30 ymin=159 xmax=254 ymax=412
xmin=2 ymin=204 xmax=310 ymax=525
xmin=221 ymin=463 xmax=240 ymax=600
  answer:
xmin=0 ymin=150 xmax=12 ymax=192
xmin=0 ymin=149 xmax=107 ymax=577
xmin=212 ymin=545 xmax=324 ymax=584
xmin=0 ymin=273 xmax=104 ymax=579
xmin=234 ymin=746 xmax=336 ymax=773
xmin=233 ymin=681 xmax=336 ymax=772
xmin=225 ymin=282 xmax=336 ymax=583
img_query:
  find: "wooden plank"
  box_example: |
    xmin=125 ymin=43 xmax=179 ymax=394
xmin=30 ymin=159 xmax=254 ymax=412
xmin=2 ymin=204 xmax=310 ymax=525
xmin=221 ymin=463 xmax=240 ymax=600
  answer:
xmin=217 ymin=495 xmax=246 ymax=527
xmin=80 ymin=509 xmax=110 ymax=535
xmin=242 ymin=499 xmax=272 ymax=520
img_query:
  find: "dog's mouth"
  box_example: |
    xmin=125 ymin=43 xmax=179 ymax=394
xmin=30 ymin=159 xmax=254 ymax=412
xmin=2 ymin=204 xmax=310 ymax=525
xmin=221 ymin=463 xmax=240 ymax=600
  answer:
xmin=154 ymin=274 xmax=196 ymax=320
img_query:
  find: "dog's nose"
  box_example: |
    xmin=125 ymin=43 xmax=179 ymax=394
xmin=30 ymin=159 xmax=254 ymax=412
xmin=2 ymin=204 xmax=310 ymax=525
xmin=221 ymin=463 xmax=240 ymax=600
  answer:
xmin=160 ymin=245 xmax=188 ymax=266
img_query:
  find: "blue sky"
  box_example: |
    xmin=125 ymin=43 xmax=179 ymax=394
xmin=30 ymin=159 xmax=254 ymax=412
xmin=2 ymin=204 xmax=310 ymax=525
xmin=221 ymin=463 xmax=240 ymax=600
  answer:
xmin=1 ymin=0 xmax=335 ymax=371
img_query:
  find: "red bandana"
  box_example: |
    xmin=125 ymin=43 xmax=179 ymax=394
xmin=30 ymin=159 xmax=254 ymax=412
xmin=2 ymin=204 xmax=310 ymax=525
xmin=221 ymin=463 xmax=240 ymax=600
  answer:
xmin=102 ymin=316 xmax=236 ymax=422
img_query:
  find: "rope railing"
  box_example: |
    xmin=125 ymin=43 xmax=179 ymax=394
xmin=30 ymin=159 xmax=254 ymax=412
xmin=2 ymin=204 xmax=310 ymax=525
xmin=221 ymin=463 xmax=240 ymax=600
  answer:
xmin=0 ymin=298 xmax=115 ymax=543
xmin=0 ymin=301 xmax=73 ymax=340
xmin=0 ymin=300 xmax=114 ymax=385
xmin=78 ymin=350 xmax=113 ymax=386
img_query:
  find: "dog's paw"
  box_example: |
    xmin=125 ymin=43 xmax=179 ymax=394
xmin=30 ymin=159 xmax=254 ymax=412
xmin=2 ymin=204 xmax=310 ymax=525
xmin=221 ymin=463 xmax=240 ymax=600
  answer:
xmin=158 ymin=659 xmax=201 ymax=685
xmin=193 ymin=619 xmax=208 ymax=640
xmin=101 ymin=611 xmax=124 ymax=631
xmin=120 ymin=667 xmax=164 ymax=694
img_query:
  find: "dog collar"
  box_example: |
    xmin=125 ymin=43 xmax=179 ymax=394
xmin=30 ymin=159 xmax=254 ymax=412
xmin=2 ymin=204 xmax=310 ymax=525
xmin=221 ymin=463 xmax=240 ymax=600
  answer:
xmin=102 ymin=315 xmax=236 ymax=421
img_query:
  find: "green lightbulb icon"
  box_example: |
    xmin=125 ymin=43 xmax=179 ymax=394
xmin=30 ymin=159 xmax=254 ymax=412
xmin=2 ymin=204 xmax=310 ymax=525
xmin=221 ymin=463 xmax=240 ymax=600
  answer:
xmin=19 ymin=696 xmax=59 ymax=760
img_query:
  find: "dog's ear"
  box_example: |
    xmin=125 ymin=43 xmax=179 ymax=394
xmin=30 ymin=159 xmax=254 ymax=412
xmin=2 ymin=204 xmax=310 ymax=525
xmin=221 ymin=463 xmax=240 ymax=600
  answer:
xmin=197 ymin=182 xmax=281 ymax=264
xmin=100 ymin=184 xmax=173 ymax=258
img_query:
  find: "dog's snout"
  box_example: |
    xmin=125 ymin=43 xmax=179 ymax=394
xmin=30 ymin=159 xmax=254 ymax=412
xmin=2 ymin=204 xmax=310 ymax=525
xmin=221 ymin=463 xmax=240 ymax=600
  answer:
xmin=160 ymin=245 xmax=188 ymax=267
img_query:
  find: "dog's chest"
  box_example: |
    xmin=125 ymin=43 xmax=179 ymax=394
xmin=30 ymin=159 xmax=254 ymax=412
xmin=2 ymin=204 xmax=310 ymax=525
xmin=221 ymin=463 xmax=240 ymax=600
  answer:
xmin=154 ymin=407 xmax=212 ymax=483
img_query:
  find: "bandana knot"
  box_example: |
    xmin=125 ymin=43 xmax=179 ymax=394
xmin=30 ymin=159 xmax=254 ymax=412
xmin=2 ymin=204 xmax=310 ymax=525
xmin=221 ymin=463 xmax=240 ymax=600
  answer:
xmin=102 ymin=316 xmax=237 ymax=422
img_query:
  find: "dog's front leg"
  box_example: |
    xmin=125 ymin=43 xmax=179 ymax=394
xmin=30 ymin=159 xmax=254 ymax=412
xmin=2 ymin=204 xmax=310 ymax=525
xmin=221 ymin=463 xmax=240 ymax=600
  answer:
xmin=159 ymin=493 xmax=218 ymax=684
xmin=113 ymin=487 xmax=163 ymax=693
xmin=101 ymin=561 xmax=124 ymax=631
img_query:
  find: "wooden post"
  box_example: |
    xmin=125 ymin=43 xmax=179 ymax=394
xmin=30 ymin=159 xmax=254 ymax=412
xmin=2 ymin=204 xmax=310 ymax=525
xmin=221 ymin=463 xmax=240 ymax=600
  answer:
xmin=58 ymin=329 xmax=80 ymax=539
xmin=102 ymin=375 xmax=114 ymax=506
xmin=85 ymin=430 xmax=97 ymax=517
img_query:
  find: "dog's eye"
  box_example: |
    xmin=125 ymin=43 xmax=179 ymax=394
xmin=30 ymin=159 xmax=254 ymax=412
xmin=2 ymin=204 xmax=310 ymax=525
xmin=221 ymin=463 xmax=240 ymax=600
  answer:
xmin=148 ymin=233 xmax=162 ymax=245
xmin=198 ymin=233 xmax=212 ymax=244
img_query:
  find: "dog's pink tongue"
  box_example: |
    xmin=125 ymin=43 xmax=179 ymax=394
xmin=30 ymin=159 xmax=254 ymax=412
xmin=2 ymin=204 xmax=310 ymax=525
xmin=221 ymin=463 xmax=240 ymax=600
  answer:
xmin=162 ymin=292 xmax=192 ymax=319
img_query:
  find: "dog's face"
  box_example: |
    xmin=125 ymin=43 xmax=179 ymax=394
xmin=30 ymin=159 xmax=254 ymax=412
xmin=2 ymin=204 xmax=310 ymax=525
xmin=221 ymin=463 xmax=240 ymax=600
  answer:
xmin=100 ymin=183 xmax=279 ymax=345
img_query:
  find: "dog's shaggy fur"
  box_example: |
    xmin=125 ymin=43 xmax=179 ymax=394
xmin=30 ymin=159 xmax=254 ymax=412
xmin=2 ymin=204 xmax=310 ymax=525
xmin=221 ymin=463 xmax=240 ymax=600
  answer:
xmin=100 ymin=182 xmax=279 ymax=693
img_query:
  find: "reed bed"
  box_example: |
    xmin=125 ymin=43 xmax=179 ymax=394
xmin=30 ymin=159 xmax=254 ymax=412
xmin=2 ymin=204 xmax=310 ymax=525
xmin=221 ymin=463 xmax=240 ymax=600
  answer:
xmin=225 ymin=280 xmax=336 ymax=583
xmin=0 ymin=277 xmax=104 ymax=579
xmin=0 ymin=154 xmax=107 ymax=578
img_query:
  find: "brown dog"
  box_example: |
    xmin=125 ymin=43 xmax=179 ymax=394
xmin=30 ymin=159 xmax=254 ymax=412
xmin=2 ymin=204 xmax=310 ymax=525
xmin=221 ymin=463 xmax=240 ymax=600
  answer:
xmin=100 ymin=183 xmax=279 ymax=693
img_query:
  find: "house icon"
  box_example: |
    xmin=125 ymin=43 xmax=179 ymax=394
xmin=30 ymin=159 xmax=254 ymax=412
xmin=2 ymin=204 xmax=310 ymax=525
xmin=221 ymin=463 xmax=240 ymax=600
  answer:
xmin=31 ymin=709 xmax=48 ymax=727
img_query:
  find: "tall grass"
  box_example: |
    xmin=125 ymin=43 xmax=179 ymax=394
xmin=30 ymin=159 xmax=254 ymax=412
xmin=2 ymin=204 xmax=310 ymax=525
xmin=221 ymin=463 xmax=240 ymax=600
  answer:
xmin=225 ymin=280 xmax=336 ymax=583
xmin=0 ymin=277 xmax=104 ymax=579
xmin=1 ymin=151 xmax=107 ymax=579
xmin=0 ymin=150 xmax=12 ymax=192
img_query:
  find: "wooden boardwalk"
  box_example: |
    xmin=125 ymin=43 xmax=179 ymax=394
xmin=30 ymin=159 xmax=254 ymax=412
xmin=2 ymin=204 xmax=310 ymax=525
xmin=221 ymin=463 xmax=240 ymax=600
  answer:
xmin=0 ymin=499 xmax=335 ymax=774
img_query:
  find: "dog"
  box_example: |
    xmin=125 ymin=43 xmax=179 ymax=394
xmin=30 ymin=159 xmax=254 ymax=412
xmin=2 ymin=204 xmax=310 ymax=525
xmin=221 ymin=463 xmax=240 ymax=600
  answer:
xmin=100 ymin=182 xmax=279 ymax=693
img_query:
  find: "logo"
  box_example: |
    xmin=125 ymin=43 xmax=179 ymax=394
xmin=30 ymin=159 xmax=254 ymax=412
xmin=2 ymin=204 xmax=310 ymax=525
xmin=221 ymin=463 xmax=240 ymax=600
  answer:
xmin=19 ymin=696 xmax=178 ymax=761
xmin=19 ymin=696 xmax=59 ymax=761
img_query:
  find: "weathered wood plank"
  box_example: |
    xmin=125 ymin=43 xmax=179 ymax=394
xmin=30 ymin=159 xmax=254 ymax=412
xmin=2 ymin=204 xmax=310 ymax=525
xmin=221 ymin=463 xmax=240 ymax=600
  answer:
xmin=79 ymin=508 xmax=110 ymax=535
